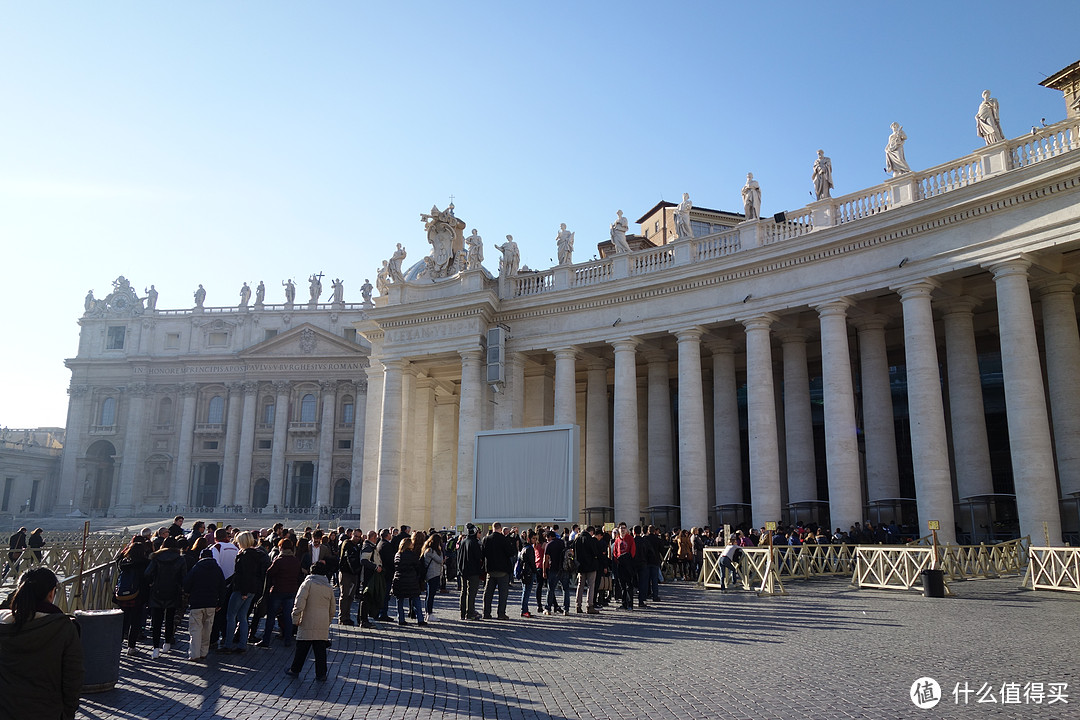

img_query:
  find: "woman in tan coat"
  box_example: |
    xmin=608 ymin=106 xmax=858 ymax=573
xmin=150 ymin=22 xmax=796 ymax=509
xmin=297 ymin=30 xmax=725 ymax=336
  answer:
xmin=284 ymin=560 xmax=334 ymax=681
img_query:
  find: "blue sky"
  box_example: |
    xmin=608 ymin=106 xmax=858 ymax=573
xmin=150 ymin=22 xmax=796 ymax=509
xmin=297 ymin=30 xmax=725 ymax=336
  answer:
xmin=1 ymin=1 xmax=1076 ymax=428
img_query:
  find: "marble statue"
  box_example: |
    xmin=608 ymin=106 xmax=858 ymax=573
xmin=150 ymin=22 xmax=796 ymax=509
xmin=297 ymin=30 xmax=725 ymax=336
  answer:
xmin=812 ymin=150 xmax=833 ymax=200
xmin=283 ymin=278 xmax=296 ymax=305
xmin=84 ymin=290 xmax=96 ymax=314
xmin=556 ymin=223 xmax=575 ymax=265
xmin=308 ymin=273 xmax=323 ymax=303
xmin=388 ymin=243 xmax=407 ymax=282
xmin=420 ymin=204 xmax=467 ymax=279
xmin=255 ymin=281 xmax=265 ymax=306
xmin=975 ymin=89 xmax=1004 ymax=145
xmin=331 ymin=278 xmax=344 ymax=304
xmin=741 ymin=174 xmax=762 ymax=221
xmin=674 ymin=193 xmax=693 ymax=239
xmin=360 ymin=278 xmax=373 ymax=305
xmin=465 ymin=229 xmax=484 ymax=270
xmin=885 ymin=123 xmax=911 ymax=176
xmin=495 ymin=235 xmax=520 ymax=277
xmin=194 ymin=284 xmax=206 ymax=308
xmin=144 ymin=285 xmax=158 ymax=311
xmin=376 ymin=261 xmax=390 ymax=295
xmin=610 ymin=210 xmax=631 ymax=253
xmin=239 ymin=282 xmax=251 ymax=307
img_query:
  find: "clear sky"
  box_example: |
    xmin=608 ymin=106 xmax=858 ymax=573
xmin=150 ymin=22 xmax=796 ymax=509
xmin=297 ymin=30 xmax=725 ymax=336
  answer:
xmin=1 ymin=1 xmax=1076 ymax=429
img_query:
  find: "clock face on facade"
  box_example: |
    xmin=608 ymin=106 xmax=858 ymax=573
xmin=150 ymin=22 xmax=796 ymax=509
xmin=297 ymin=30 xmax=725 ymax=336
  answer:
xmin=113 ymin=295 xmax=129 ymax=311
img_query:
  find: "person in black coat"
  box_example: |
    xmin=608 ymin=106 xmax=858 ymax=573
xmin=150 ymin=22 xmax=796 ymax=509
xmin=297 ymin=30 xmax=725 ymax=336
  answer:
xmin=391 ymin=538 xmax=425 ymax=626
xmin=573 ymin=526 xmax=601 ymax=614
xmin=113 ymin=535 xmax=153 ymax=654
xmin=144 ymin=536 xmax=186 ymax=657
xmin=480 ymin=523 xmax=515 ymax=619
xmin=456 ymin=524 xmax=483 ymax=620
xmin=183 ymin=549 xmax=226 ymax=661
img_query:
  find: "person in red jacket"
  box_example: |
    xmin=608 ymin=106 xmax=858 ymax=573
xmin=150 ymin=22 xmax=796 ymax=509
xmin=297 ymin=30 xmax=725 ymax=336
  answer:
xmin=611 ymin=525 xmax=636 ymax=610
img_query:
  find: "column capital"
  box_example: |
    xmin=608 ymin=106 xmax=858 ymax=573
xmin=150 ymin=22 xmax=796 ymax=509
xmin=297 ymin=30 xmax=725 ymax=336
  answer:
xmin=935 ymin=295 xmax=981 ymax=316
xmin=704 ymin=337 xmax=737 ymax=355
xmin=68 ymin=384 xmax=91 ymax=398
xmin=740 ymin=313 xmax=779 ymax=332
xmin=1032 ymin=274 xmax=1078 ymax=296
xmin=987 ymin=257 xmax=1032 ymax=280
xmin=641 ymin=347 xmax=669 ymax=365
xmin=363 ymin=363 xmax=384 ymax=380
xmin=241 ymin=380 xmax=260 ymax=395
xmin=775 ymin=327 xmax=812 ymax=345
xmin=382 ymin=358 xmax=409 ymax=373
xmin=893 ymin=279 xmax=941 ymax=301
xmin=672 ymin=326 xmax=707 ymax=343
xmin=549 ymin=345 xmax=581 ymax=361
xmin=128 ymin=383 xmax=151 ymax=397
xmin=459 ymin=347 xmax=483 ymax=365
xmin=179 ymin=382 xmax=198 ymax=397
xmin=271 ymin=380 xmax=292 ymax=394
xmin=584 ymin=355 xmax=611 ymax=371
xmin=812 ymin=297 xmax=855 ymax=317
xmin=850 ymin=313 xmax=890 ymax=333
xmin=609 ymin=337 xmax=641 ymax=353
xmin=319 ymin=379 xmax=338 ymax=394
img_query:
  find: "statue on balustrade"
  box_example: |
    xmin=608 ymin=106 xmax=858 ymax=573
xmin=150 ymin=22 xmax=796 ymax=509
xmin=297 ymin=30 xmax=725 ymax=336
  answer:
xmin=556 ymin=223 xmax=575 ymax=265
xmin=144 ymin=285 xmax=158 ymax=311
xmin=283 ymin=278 xmax=296 ymax=305
xmin=331 ymin=278 xmax=344 ymax=304
xmin=885 ymin=123 xmax=911 ymax=176
xmin=239 ymin=282 xmax=251 ymax=307
xmin=308 ymin=273 xmax=324 ymax=303
xmin=741 ymin=174 xmax=761 ymax=220
xmin=360 ymin=278 xmax=373 ymax=305
xmin=420 ymin=204 xmax=467 ymax=279
xmin=376 ymin=261 xmax=390 ymax=295
xmin=255 ymin=281 xmax=266 ymax=306
xmin=465 ymin=229 xmax=484 ymax=270
xmin=610 ymin=210 xmax=631 ymax=253
xmin=194 ymin=284 xmax=206 ymax=308
xmin=674 ymin=193 xmax=693 ymax=239
xmin=495 ymin=235 xmax=520 ymax=277
xmin=812 ymin=150 xmax=833 ymax=200
xmin=388 ymin=244 xmax=407 ymax=282
xmin=84 ymin=290 xmax=96 ymax=314
xmin=975 ymin=89 xmax=1004 ymax=145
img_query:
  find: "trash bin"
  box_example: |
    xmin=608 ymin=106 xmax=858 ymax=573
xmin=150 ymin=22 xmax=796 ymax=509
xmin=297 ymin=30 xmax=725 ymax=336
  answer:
xmin=74 ymin=609 xmax=124 ymax=693
xmin=921 ymin=569 xmax=945 ymax=598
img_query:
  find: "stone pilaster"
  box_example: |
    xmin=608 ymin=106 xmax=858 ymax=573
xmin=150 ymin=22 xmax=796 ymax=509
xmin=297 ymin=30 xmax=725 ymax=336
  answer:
xmin=316 ymin=380 xmax=337 ymax=508
xmin=117 ymin=383 xmax=149 ymax=513
xmin=173 ymin=383 xmax=198 ymax=508
xmin=360 ymin=363 xmax=384 ymax=529
xmin=585 ymin=358 xmax=611 ymax=511
xmin=611 ymin=338 xmax=641 ymax=525
xmin=455 ymin=348 xmax=484 ymax=525
xmin=376 ymin=360 xmax=406 ymax=527
xmin=643 ymin=348 xmax=674 ymax=508
xmin=267 ymin=381 xmax=291 ymax=511
xmin=220 ymin=382 xmax=244 ymax=507
xmin=233 ymin=381 xmax=259 ymax=510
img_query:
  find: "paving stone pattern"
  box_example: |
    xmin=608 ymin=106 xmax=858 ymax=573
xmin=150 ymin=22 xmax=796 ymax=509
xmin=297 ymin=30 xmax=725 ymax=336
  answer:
xmin=77 ymin=577 xmax=1078 ymax=720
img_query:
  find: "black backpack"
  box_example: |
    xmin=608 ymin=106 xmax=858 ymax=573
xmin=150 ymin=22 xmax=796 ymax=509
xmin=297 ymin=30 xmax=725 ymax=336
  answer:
xmin=113 ymin=560 xmax=140 ymax=605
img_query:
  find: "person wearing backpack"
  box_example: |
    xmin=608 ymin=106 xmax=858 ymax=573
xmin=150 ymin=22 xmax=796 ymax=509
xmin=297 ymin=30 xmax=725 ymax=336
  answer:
xmin=113 ymin=535 xmax=153 ymax=655
xmin=516 ymin=530 xmax=537 ymax=617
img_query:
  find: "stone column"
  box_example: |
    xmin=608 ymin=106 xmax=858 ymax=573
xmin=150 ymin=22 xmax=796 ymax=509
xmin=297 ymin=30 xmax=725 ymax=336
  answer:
xmin=524 ymin=365 xmax=554 ymax=427
xmin=315 ymin=380 xmax=337 ymax=508
xmin=219 ymin=382 xmax=245 ymax=507
xmin=777 ymin=329 xmax=817 ymax=505
xmin=674 ymin=328 xmax=709 ymax=528
xmin=375 ymin=359 xmax=405 ymax=528
xmin=815 ymin=300 xmax=863 ymax=534
xmin=432 ymin=394 xmax=459 ymax=528
xmin=611 ymin=338 xmax=641 ymax=525
xmin=58 ymin=384 xmax=92 ymax=511
xmin=267 ymin=381 xmax=291 ymax=511
xmin=408 ymin=376 xmax=436 ymax=529
xmin=989 ymin=260 xmax=1062 ymax=545
xmin=117 ymin=383 xmax=149 ymax=513
xmin=233 ymin=381 xmax=259 ymax=510
xmin=348 ymin=378 xmax=368 ymax=514
xmin=643 ymin=349 xmax=675 ymax=508
xmin=507 ymin=351 xmax=525 ymax=429
xmin=896 ymin=281 xmax=956 ymax=544
xmin=396 ymin=369 xmax=416 ymax=520
xmin=852 ymin=316 xmax=900 ymax=502
xmin=456 ymin=348 xmax=484 ymax=525
xmin=742 ymin=315 xmax=781 ymax=527
xmin=173 ymin=383 xmax=198 ymax=508
xmin=585 ymin=358 xmax=611 ymax=511
xmin=552 ymin=347 xmax=580 ymax=426
xmin=938 ymin=298 xmax=994 ymax=501
xmin=708 ymin=339 xmax=743 ymax=505
xmin=1037 ymin=277 xmax=1080 ymax=498
xmin=360 ymin=363 xmax=384 ymax=529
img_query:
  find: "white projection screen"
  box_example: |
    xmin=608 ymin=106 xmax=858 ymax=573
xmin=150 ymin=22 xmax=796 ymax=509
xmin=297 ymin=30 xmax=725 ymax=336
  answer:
xmin=472 ymin=425 xmax=579 ymax=523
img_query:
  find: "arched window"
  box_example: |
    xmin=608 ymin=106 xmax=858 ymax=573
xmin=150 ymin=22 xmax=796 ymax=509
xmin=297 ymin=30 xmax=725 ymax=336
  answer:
xmin=156 ymin=397 xmax=173 ymax=425
xmin=208 ymin=396 xmax=225 ymax=424
xmin=100 ymin=397 xmax=116 ymax=427
xmin=300 ymin=393 xmax=317 ymax=423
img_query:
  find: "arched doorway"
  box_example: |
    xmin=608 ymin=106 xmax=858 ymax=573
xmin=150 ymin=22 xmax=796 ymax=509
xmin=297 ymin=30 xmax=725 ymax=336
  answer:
xmin=252 ymin=478 xmax=269 ymax=510
xmin=290 ymin=462 xmax=314 ymax=508
xmin=85 ymin=440 xmax=116 ymax=512
xmin=332 ymin=478 xmax=350 ymax=509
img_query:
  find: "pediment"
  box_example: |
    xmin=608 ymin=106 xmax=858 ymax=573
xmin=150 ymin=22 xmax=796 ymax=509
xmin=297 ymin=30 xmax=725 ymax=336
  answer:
xmin=239 ymin=323 xmax=368 ymax=359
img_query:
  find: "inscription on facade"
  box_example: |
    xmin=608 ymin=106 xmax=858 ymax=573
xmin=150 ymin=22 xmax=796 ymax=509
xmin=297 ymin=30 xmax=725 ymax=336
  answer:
xmin=385 ymin=320 xmax=473 ymax=343
xmin=133 ymin=361 xmax=363 ymax=376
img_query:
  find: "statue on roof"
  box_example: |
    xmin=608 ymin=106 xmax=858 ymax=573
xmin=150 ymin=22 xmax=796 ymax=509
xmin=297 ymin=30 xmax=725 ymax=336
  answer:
xmin=975 ymin=89 xmax=1004 ymax=145
xmin=885 ymin=123 xmax=911 ymax=176
xmin=610 ymin=210 xmax=631 ymax=253
xmin=812 ymin=150 xmax=833 ymax=201
xmin=741 ymin=174 xmax=762 ymax=221
xmin=674 ymin=193 xmax=693 ymax=239
xmin=419 ymin=204 xmax=467 ymax=280
xmin=556 ymin=224 xmax=575 ymax=265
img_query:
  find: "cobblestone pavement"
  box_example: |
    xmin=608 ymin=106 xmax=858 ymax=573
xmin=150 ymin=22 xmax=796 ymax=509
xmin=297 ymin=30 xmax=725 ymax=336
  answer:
xmin=74 ymin=576 xmax=1077 ymax=720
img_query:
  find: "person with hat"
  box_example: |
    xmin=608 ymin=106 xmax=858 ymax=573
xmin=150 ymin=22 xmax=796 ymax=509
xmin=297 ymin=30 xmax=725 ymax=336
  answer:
xmin=457 ymin=524 xmax=483 ymax=620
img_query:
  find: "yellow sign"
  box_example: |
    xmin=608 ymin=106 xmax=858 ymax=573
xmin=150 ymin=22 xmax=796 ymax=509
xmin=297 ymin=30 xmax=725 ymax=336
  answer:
xmin=927 ymin=520 xmax=940 ymax=530
xmin=603 ymin=522 xmax=616 ymax=533
xmin=765 ymin=521 xmax=777 ymax=531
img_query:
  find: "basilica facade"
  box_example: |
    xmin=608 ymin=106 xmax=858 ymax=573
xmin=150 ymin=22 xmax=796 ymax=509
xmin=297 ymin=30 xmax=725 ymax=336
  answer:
xmin=57 ymin=67 xmax=1080 ymax=546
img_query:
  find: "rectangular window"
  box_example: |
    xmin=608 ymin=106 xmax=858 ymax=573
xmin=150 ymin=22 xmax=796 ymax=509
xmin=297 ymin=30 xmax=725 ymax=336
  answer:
xmin=338 ymin=439 xmax=352 ymax=450
xmin=164 ymin=332 xmax=180 ymax=349
xmin=208 ymin=332 xmax=228 ymax=347
xmin=203 ymin=441 xmax=219 ymax=450
xmin=1 ymin=478 xmax=12 ymax=512
xmin=344 ymin=328 xmax=357 ymax=343
xmin=262 ymin=403 xmax=275 ymax=424
xmin=264 ymin=329 xmax=278 ymax=342
xmin=106 ymin=326 xmax=126 ymax=350
xmin=258 ymin=439 xmax=272 ymax=450
xmin=342 ymin=403 xmax=355 ymax=424
xmin=29 ymin=480 xmax=39 ymax=511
